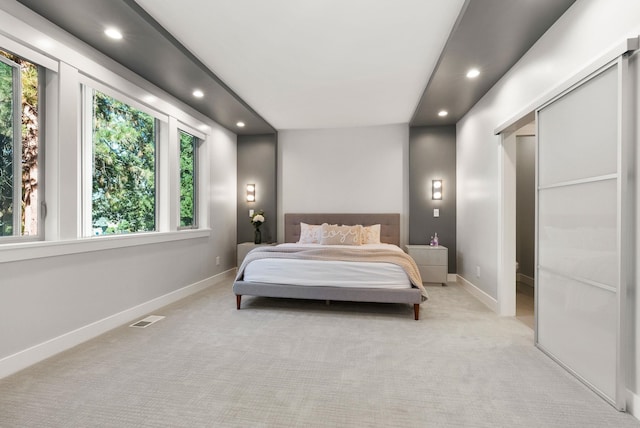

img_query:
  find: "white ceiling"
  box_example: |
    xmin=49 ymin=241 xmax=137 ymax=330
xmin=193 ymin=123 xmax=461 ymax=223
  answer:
xmin=134 ymin=0 xmax=465 ymax=130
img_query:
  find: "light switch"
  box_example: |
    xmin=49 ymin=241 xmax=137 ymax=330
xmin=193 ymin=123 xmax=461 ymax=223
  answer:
xmin=249 ymin=209 xmax=254 ymax=217
xmin=433 ymin=208 xmax=440 ymax=217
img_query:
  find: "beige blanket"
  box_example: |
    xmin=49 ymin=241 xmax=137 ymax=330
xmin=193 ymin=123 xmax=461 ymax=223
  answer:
xmin=236 ymin=245 xmax=428 ymax=301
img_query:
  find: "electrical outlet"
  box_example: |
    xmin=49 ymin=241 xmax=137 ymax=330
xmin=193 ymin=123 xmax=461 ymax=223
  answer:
xmin=433 ymin=208 xmax=440 ymax=218
xmin=216 ymin=256 xmax=220 ymax=266
xmin=476 ymin=266 xmax=481 ymax=278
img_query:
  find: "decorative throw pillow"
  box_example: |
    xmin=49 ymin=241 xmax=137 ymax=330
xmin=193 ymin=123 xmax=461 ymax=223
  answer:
xmin=320 ymin=224 xmax=362 ymax=245
xmin=361 ymin=224 xmax=381 ymax=244
xmin=298 ymin=222 xmax=322 ymax=244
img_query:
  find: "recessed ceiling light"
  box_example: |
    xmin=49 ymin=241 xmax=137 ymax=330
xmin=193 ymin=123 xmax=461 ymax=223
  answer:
xmin=193 ymin=89 xmax=204 ymax=98
xmin=104 ymin=27 xmax=123 ymax=40
xmin=143 ymin=95 xmax=156 ymax=103
xmin=466 ymin=68 xmax=480 ymax=79
xmin=236 ymin=121 xmax=245 ymax=128
xmin=438 ymin=110 xmax=448 ymax=117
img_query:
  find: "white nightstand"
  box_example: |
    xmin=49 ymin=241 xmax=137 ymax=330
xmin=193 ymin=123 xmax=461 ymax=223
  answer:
xmin=237 ymin=242 xmax=273 ymax=266
xmin=405 ymin=245 xmax=448 ymax=285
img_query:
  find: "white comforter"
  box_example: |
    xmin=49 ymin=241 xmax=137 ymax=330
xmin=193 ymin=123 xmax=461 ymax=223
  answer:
xmin=243 ymin=243 xmax=412 ymax=289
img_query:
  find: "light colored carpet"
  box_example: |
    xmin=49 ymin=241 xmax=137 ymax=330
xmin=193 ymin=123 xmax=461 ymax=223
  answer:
xmin=0 ymin=280 xmax=638 ymax=428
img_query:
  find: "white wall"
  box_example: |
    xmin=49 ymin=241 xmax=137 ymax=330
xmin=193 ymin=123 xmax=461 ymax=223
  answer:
xmin=0 ymin=2 xmax=237 ymax=373
xmin=0 ymin=122 xmax=237 ymax=375
xmin=456 ymin=0 xmax=640 ymax=412
xmin=277 ymin=124 xmax=409 ymax=243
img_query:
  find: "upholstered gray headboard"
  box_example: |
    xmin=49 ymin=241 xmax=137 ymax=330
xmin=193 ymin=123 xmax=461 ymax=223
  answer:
xmin=284 ymin=213 xmax=400 ymax=246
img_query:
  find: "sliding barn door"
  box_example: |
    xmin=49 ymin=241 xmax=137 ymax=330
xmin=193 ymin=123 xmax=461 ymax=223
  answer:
xmin=536 ymin=58 xmax=629 ymax=409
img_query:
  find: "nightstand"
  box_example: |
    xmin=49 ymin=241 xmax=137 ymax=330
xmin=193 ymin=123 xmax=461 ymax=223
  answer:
xmin=405 ymin=245 xmax=448 ymax=285
xmin=237 ymin=242 xmax=273 ymax=266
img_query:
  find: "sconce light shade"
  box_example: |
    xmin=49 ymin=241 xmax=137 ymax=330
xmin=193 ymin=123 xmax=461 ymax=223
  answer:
xmin=246 ymin=184 xmax=256 ymax=202
xmin=432 ymin=180 xmax=443 ymax=200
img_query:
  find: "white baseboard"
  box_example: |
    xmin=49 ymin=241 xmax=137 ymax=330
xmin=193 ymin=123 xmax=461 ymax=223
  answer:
xmin=0 ymin=269 xmax=235 ymax=380
xmin=517 ymin=273 xmax=534 ymax=288
xmin=628 ymin=390 xmax=640 ymax=421
xmin=447 ymin=273 xmax=457 ymax=282
xmin=456 ymin=275 xmax=498 ymax=313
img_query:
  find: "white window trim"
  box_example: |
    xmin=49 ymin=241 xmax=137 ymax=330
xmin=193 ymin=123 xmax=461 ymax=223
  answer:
xmin=0 ymin=16 xmax=215 ymax=249
xmin=0 ymin=55 xmax=23 ymax=237
xmin=0 ymin=32 xmax=58 ymax=72
xmin=177 ymin=127 xmax=199 ymax=230
xmin=0 ymin=228 xmax=211 ymax=264
xmin=178 ymin=122 xmax=206 ymax=141
xmin=0 ymin=50 xmax=45 ymax=243
xmin=80 ymin=83 xmax=163 ymax=237
xmin=78 ymin=74 xmax=169 ymax=123
xmin=80 ymin=84 xmax=93 ymax=238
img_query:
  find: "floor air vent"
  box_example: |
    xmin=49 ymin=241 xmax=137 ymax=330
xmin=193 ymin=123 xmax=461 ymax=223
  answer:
xmin=130 ymin=315 xmax=165 ymax=328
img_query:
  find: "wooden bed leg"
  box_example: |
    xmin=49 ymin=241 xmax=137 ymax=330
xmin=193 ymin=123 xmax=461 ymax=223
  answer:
xmin=236 ymin=295 xmax=242 ymax=310
xmin=414 ymin=304 xmax=420 ymax=321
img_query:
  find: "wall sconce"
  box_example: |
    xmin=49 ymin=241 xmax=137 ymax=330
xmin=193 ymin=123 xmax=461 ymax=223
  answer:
xmin=246 ymin=184 xmax=256 ymax=202
xmin=432 ymin=180 xmax=443 ymax=200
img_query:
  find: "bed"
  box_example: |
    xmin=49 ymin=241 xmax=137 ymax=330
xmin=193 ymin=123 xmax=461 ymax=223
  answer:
xmin=233 ymin=213 xmax=427 ymax=320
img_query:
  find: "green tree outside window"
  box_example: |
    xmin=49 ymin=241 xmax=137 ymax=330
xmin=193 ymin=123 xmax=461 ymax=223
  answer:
xmin=91 ymin=90 xmax=156 ymax=235
xmin=179 ymin=130 xmax=196 ymax=228
xmin=0 ymin=50 xmax=39 ymax=238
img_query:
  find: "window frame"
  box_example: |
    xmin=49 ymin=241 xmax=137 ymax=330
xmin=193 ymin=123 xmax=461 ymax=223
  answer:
xmin=80 ymin=79 xmax=166 ymax=238
xmin=0 ymin=54 xmax=22 ymax=237
xmin=0 ymin=23 xmax=214 ymax=256
xmin=177 ymin=128 xmax=199 ymax=230
xmin=0 ymin=50 xmax=45 ymax=243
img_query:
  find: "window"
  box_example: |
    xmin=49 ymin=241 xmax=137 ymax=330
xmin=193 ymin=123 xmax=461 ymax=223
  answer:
xmin=87 ymin=89 xmax=157 ymax=235
xmin=179 ymin=130 xmax=197 ymax=228
xmin=0 ymin=50 xmax=41 ymax=239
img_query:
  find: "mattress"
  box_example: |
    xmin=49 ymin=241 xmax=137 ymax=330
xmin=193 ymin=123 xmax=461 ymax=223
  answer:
xmin=243 ymin=243 xmax=412 ymax=289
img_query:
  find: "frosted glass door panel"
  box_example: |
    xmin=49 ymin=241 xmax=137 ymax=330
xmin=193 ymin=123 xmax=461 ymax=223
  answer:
xmin=538 ymin=180 xmax=617 ymax=287
xmin=538 ymin=66 xmax=617 ymax=187
xmin=537 ymin=270 xmax=617 ymax=399
xmin=536 ymin=61 xmax=621 ymax=407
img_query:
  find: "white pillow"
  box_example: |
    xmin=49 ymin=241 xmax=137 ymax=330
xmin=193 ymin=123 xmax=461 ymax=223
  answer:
xmin=298 ymin=222 xmax=322 ymax=244
xmin=361 ymin=224 xmax=381 ymax=244
xmin=320 ymin=224 xmax=362 ymax=245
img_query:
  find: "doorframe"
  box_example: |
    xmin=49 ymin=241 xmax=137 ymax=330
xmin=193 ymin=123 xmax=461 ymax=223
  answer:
xmin=494 ymin=38 xmax=638 ymax=323
xmin=497 ymin=130 xmax=517 ymax=317
xmin=497 ymin=112 xmax=536 ymax=317
xmin=495 ymin=40 xmax=637 ymax=411
xmin=498 ymin=122 xmax=537 ymax=318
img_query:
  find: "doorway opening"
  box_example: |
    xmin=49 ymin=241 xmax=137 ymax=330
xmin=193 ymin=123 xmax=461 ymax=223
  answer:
xmin=497 ymin=112 xmax=536 ymax=320
xmin=496 ymin=42 xmax=634 ymax=410
xmin=497 ymin=113 xmax=535 ymax=323
xmin=514 ymin=125 xmax=535 ymax=329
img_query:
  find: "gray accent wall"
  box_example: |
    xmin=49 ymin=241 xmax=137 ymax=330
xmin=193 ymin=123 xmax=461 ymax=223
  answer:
xmin=237 ymin=134 xmax=278 ymax=245
xmin=409 ymin=126 xmax=456 ymax=272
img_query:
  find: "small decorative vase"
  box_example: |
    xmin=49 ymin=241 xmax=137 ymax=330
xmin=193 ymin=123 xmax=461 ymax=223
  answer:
xmin=254 ymin=228 xmax=262 ymax=244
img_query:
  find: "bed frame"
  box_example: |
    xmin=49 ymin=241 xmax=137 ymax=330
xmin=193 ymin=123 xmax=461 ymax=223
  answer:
xmin=233 ymin=213 xmax=423 ymax=320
